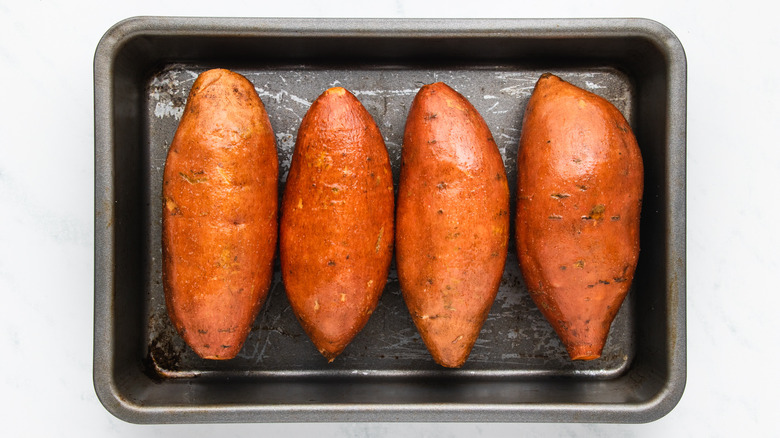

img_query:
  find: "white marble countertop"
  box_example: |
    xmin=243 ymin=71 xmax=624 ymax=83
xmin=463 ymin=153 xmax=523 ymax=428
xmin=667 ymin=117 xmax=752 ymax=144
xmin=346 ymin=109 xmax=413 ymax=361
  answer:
xmin=1 ymin=1 xmax=777 ymax=436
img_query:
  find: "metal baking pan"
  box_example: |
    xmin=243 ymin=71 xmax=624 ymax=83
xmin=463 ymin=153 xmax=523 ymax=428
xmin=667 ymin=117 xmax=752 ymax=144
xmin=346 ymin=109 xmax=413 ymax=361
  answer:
xmin=94 ymin=17 xmax=686 ymax=423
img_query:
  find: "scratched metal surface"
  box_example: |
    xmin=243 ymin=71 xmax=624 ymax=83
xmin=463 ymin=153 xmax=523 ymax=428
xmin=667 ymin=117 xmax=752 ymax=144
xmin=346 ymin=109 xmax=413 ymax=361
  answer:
xmin=144 ymin=65 xmax=635 ymax=377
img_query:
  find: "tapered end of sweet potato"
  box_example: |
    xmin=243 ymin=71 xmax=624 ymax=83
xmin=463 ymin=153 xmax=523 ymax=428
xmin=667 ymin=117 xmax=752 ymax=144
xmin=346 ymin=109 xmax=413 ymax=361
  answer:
xmin=324 ymin=86 xmax=348 ymax=96
xmin=297 ymin=312 xmax=369 ymax=363
xmin=416 ymin=82 xmax=471 ymax=113
xmin=551 ymin=307 xmax=618 ymax=361
xmin=561 ymin=332 xmax=609 ymax=361
xmin=319 ymin=347 xmax=343 ymax=363
xmin=530 ymin=286 xmax=629 ymax=362
xmin=308 ymin=324 xmax=351 ymax=362
xmin=415 ymin=322 xmax=482 ymax=368
xmin=313 ymin=87 xmax=363 ymax=121
xmin=166 ymin=288 xmax=267 ymax=361
xmin=181 ymin=329 xmax=249 ymax=360
xmin=567 ymin=346 xmax=602 ymax=361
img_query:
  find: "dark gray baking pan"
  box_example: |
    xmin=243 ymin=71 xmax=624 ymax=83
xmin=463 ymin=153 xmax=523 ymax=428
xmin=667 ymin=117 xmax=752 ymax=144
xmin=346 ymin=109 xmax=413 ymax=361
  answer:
xmin=94 ymin=17 xmax=686 ymax=424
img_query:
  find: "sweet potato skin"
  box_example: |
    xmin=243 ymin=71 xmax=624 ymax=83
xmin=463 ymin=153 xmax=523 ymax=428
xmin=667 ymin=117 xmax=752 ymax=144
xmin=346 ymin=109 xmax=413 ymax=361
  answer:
xmin=280 ymin=87 xmax=394 ymax=362
xmin=396 ymin=82 xmax=510 ymax=368
xmin=516 ymin=73 xmax=643 ymax=360
xmin=162 ymin=69 xmax=278 ymax=360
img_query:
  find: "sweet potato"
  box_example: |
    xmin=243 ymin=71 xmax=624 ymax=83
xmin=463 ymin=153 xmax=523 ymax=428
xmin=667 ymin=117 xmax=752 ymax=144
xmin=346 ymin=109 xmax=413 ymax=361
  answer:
xmin=515 ymin=73 xmax=643 ymax=360
xmin=280 ymin=87 xmax=394 ymax=362
xmin=162 ymin=69 xmax=278 ymax=360
xmin=396 ymin=82 xmax=510 ymax=368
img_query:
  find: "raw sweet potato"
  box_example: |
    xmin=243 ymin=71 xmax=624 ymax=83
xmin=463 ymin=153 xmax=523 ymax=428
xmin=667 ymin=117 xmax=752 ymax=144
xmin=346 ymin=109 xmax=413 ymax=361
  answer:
xmin=515 ymin=73 xmax=643 ymax=360
xmin=396 ymin=82 xmax=510 ymax=368
xmin=162 ymin=68 xmax=278 ymax=360
xmin=280 ymin=87 xmax=394 ymax=362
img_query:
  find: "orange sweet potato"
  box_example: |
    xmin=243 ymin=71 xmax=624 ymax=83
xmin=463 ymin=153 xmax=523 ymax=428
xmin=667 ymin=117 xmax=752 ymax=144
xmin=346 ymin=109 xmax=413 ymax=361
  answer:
xmin=162 ymin=69 xmax=278 ymax=360
xmin=280 ymin=87 xmax=394 ymax=362
xmin=396 ymin=82 xmax=510 ymax=368
xmin=515 ymin=73 xmax=643 ymax=360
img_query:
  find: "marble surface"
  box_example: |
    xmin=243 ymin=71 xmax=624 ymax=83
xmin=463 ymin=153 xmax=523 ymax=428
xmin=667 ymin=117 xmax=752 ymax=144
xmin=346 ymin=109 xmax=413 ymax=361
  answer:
xmin=1 ymin=0 xmax=777 ymax=436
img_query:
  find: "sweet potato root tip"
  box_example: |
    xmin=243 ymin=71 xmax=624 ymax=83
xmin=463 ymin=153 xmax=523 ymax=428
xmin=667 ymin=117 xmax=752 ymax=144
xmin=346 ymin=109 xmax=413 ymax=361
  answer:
xmin=569 ymin=349 xmax=601 ymax=361
xmin=325 ymin=86 xmax=348 ymax=96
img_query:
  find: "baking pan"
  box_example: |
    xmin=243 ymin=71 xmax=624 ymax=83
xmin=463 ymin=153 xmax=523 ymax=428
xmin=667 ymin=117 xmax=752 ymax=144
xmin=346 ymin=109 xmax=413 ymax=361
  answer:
xmin=94 ymin=17 xmax=686 ymax=423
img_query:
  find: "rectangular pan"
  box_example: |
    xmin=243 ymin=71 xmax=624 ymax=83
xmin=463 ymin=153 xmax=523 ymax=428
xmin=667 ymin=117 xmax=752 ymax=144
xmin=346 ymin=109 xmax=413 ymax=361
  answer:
xmin=94 ymin=17 xmax=686 ymax=423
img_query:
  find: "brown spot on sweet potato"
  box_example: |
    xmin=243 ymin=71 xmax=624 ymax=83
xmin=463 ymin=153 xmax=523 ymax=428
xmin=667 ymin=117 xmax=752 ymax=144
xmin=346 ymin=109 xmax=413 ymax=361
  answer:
xmin=582 ymin=204 xmax=606 ymax=221
xmin=179 ymin=171 xmax=208 ymax=184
